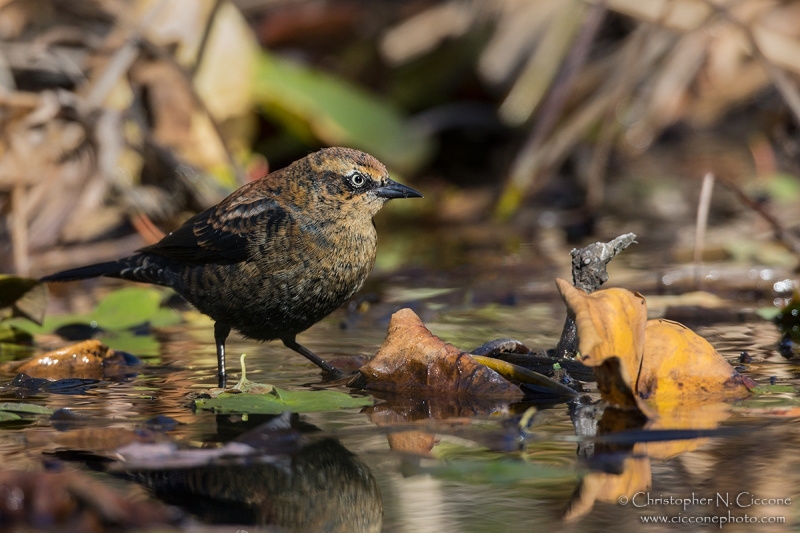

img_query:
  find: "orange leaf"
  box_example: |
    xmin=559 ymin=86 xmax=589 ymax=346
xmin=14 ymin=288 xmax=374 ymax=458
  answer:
xmin=11 ymin=340 xmax=137 ymax=380
xmin=556 ymin=279 xmax=647 ymax=409
xmin=359 ymin=308 xmax=523 ymax=399
xmin=639 ymin=319 xmax=751 ymax=400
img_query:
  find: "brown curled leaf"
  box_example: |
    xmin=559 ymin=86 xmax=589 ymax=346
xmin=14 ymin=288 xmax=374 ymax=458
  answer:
xmin=359 ymin=308 xmax=524 ymax=399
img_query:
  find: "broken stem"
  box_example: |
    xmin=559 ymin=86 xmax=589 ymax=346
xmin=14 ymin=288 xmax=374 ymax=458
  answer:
xmin=693 ymin=172 xmax=715 ymax=288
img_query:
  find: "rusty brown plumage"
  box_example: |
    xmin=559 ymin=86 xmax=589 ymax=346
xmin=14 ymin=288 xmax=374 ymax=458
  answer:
xmin=42 ymin=147 xmax=422 ymax=386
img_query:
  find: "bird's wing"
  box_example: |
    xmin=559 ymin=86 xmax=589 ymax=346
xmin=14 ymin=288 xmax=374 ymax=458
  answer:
xmin=138 ymin=186 xmax=290 ymax=264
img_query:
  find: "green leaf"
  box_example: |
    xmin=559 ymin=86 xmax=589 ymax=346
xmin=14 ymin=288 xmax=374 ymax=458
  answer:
xmin=746 ymin=173 xmax=800 ymax=204
xmin=0 ymin=323 xmax=33 ymax=344
xmin=0 ymin=412 xmax=21 ymax=422
xmin=148 ymin=306 xmax=183 ymax=328
xmin=751 ymin=384 xmax=797 ymax=394
xmin=427 ymin=459 xmax=572 ymax=485
xmin=89 ymin=287 xmax=163 ymax=330
xmin=99 ymin=331 xmax=161 ymax=358
xmin=8 ymin=287 xmax=181 ymax=339
xmin=194 ymin=387 xmax=373 ymax=414
xmin=0 ymin=275 xmax=48 ymax=325
xmin=0 ymin=402 xmax=53 ymax=415
xmin=254 ymin=52 xmax=432 ymax=173
xmin=757 ymin=306 xmax=782 ymax=320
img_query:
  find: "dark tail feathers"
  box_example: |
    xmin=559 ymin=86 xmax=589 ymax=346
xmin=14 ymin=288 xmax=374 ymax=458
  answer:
xmin=40 ymin=260 xmax=128 ymax=282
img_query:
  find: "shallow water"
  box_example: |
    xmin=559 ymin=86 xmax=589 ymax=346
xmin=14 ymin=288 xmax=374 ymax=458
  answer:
xmin=2 ymin=263 xmax=800 ymax=533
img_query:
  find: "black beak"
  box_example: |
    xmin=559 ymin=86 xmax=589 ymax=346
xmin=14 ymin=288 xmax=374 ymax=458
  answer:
xmin=374 ymin=179 xmax=423 ymax=200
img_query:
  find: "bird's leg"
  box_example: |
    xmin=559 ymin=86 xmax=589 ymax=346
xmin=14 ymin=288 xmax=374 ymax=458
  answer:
xmin=282 ymin=337 xmax=346 ymax=378
xmin=214 ymin=322 xmax=231 ymax=388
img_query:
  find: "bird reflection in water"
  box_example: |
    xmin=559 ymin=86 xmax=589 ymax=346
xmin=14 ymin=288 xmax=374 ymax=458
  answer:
xmin=127 ymin=414 xmax=382 ymax=533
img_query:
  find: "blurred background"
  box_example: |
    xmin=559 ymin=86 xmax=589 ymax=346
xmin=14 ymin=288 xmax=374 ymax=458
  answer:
xmin=2 ymin=0 xmax=800 ymax=280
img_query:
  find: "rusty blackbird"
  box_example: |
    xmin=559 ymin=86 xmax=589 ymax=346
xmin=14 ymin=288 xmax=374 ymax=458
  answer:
xmin=41 ymin=147 xmax=422 ymax=386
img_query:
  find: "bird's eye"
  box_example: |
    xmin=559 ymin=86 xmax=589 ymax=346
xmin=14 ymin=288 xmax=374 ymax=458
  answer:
xmin=349 ymin=172 xmax=367 ymax=188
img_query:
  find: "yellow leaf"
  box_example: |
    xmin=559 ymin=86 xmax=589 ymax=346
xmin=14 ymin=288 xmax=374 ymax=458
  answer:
xmin=639 ymin=319 xmax=751 ymax=400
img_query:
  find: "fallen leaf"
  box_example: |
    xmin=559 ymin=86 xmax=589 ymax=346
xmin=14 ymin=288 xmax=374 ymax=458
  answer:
xmin=0 ymin=402 xmax=53 ymax=415
xmin=193 ymin=387 xmax=373 ymax=415
xmin=358 ymin=308 xmax=524 ymax=399
xmin=556 ymin=279 xmax=647 ymax=409
xmin=638 ymin=319 xmax=752 ymax=399
xmin=556 ymin=280 xmax=751 ymax=408
xmin=9 ymin=339 xmax=140 ymax=379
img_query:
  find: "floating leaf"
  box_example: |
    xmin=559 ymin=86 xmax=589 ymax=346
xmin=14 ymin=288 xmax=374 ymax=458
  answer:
xmin=8 ymin=340 xmax=139 ymax=380
xmin=0 ymin=412 xmax=21 ymax=422
xmin=0 ymin=275 xmax=48 ymax=325
xmin=358 ymin=308 xmax=524 ymax=399
xmin=0 ymin=402 xmax=53 ymax=415
xmin=89 ymin=287 xmax=164 ymax=330
xmin=556 ymin=279 xmax=646 ymax=409
xmin=556 ymin=280 xmax=752 ymax=410
xmin=194 ymin=387 xmax=373 ymax=415
xmin=638 ymin=319 xmax=752 ymax=399
xmin=255 ymin=52 xmax=432 ymax=173
xmin=9 ymin=287 xmax=180 ymax=351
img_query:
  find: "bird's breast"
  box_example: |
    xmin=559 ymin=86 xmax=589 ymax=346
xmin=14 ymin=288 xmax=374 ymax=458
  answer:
xmin=252 ymin=217 xmax=377 ymax=311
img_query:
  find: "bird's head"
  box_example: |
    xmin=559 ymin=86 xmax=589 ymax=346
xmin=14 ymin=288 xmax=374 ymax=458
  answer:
xmin=304 ymin=147 xmax=422 ymax=218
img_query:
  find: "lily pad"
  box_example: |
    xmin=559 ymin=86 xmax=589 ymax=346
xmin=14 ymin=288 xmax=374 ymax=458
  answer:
xmin=0 ymin=402 xmax=53 ymax=415
xmin=89 ymin=287 xmax=162 ymax=330
xmin=10 ymin=287 xmax=181 ymax=340
xmin=194 ymin=387 xmax=373 ymax=415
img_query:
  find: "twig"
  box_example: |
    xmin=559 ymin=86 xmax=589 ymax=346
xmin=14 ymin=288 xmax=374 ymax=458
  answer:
xmin=693 ymin=172 xmax=715 ymax=288
xmin=130 ymin=211 xmax=166 ymax=245
xmin=189 ymin=0 xmax=224 ymax=77
xmin=10 ymin=184 xmax=28 ymax=275
xmin=554 ymin=232 xmax=637 ymax=358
